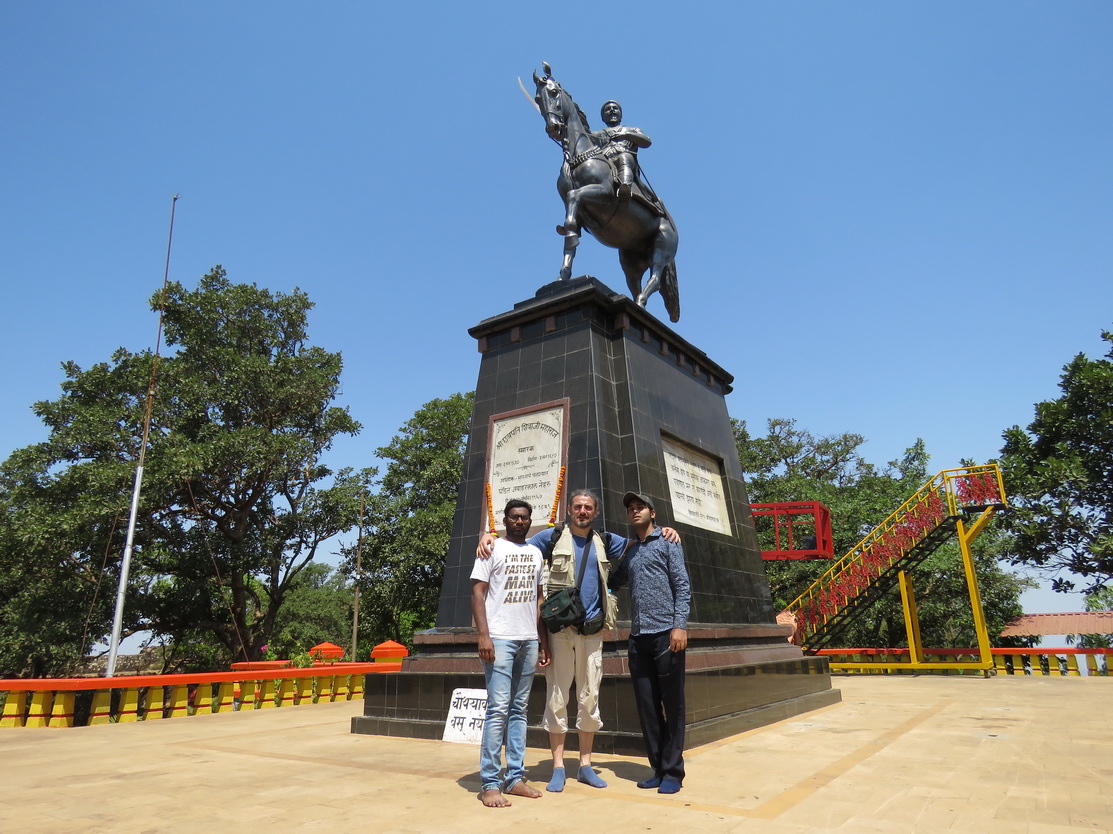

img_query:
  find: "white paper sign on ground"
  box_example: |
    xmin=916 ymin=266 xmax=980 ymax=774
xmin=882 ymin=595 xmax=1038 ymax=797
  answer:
xmin=442 ymin=687 xmax=488 ymax=745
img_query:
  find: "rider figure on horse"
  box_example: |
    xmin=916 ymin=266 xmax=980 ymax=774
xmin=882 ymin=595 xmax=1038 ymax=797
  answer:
xmin=594 ymin=100 xmax=661 ymax=212
xmin=531 ymin=63 xmax=681 ymax=321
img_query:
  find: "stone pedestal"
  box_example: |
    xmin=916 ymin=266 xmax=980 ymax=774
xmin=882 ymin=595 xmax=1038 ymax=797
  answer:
xmin=354 ymin=626 xmax=836 ymax=754
xmin=435 ymin=276 xmax=774 ymax=627
xmin=352 ymin=276 xmax=839 ymax=748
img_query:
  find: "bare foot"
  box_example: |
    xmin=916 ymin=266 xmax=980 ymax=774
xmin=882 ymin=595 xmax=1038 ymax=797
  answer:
xmin=505 ymin=780 xmax=542 ymax=799
xmin=478 ymin=789 xmax=510 ymax=807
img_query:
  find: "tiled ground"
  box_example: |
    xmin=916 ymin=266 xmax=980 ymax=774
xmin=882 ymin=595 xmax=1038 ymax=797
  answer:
xmin=1 ymin=675 xmax=1110 ymax=833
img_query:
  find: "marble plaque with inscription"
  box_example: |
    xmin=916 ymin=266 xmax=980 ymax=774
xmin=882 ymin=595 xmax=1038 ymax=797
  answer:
xmin=662 ymin=437 xmax=732 ymax=536
xmin=486 ymin=403 xmax=567 ymax=533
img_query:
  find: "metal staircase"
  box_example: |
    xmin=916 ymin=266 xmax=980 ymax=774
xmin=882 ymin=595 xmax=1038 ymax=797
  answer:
xmin=783 ymin=465 xmax=1006 ymax=652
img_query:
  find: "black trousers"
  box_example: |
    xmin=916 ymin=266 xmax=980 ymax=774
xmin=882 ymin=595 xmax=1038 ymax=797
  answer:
xmin=628 ymin=630 xmax=686 ymax=782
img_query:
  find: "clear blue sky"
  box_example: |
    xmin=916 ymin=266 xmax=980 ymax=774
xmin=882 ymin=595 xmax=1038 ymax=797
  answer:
xmin=3 ymin=3 xmax=1110 ymax=618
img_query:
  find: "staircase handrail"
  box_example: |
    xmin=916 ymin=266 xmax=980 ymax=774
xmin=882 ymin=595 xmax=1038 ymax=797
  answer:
xmin=783 ymin=465 xmax=1005 ymax=642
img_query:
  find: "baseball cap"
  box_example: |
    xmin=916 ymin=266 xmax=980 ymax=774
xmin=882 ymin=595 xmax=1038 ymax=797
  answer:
xmin=621 ymin=491 xmax=655 ymax=510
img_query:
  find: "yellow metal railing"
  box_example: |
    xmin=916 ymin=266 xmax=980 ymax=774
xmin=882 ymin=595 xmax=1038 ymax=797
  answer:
xmin=817 ymin=647 xmax=1112 ymax=677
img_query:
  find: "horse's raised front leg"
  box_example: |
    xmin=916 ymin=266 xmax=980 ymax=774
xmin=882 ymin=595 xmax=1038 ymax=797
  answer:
xmin=557 ymin=183 xmax=613 ymax=280
xmin=559 ymin=225 xmax=580 ymax=281
xmin=556 ymin=195 xmax=582 ymax=281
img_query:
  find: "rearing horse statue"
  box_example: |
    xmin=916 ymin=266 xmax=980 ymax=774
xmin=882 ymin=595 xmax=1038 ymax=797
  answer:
xmin=532 ymin=64 xmax=681 ymax=322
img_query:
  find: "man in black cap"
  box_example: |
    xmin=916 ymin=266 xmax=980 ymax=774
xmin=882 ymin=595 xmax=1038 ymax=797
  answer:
xmin=609 ymin=491 xmax=691 ymax=794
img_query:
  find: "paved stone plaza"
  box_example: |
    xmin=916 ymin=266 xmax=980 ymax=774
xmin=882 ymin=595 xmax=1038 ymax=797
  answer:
xmin=1 ymin=675 xmax=1109 ymax=832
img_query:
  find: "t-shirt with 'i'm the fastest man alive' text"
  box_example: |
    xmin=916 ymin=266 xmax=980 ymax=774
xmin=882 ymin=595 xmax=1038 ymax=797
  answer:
xmin=470 ymin=538 xmax=545 ymax=640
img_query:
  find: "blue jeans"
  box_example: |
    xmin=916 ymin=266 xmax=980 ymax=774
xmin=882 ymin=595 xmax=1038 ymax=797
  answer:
xmin=480 ymin=638 xmax=538 ymax=791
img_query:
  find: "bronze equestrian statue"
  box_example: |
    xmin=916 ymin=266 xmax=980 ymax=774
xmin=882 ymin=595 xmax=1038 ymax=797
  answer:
xmin=532 ymin=63 xmax=681 ymax=322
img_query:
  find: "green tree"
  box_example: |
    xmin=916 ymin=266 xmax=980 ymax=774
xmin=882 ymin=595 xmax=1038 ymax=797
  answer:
xmin=347 ymin=392 xmax=473 ymax=650
xmin=1066 ymin=587 xmax=1113 ymax=649
xmin=0 ymin=268 xmax=372 ymax=676
xmin=737 ymin=418 xmax=1027 ymax=648
xmin=737 ymin=418 xmax=927 ymax=611
xmin=264 ymin=562 xmax=355 ymax=658
xmin=1000 ymin=329 xmax=1113 ymax=594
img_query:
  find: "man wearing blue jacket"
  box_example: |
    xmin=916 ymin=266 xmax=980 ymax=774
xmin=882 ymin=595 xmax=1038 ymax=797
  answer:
xmin=609 ymin=491 xmax=691 ymax=795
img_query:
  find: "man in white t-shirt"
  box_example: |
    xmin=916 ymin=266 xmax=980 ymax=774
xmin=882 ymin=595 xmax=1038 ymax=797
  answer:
xmin=471 ymin=499 xmax=550 ymax=808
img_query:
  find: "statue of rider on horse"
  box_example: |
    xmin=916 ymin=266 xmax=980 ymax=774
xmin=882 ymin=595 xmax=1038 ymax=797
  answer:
xmin=531 ymin=63 xmax=680 ymax=322
xmin=595 ymin=99 xmax=661 ymax=211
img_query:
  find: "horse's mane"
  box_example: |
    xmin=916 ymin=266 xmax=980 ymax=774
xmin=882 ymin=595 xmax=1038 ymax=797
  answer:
xmin=573 ymin=100 xmax=591 ymax=131
xmin=549 ymin=78 xmax=593 ymax=134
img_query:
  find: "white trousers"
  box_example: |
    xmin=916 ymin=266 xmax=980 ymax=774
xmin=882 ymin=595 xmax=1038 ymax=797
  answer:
xmin=542 ymin=628 xmax=603 ymax=734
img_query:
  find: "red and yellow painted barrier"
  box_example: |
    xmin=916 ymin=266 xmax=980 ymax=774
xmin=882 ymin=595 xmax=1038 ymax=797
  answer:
xmin=1 ymin=691 xmax=27 ymax=728
xmin=817 ymin=647 xmax=1112 ymax=676
xmin=26 ymin=691 xmax=52 ymax=727
xmin=0 ymin=642 xmax=408 ymax=728
xmin=48 ymin=692 xmax=76 ymax=727
xmin=370 ymin=640 xmax=407 ymax=664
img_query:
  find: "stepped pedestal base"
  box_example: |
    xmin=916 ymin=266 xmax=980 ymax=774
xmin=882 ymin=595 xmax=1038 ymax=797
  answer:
xmin=351 ymin=626 xmax=840 ymax=755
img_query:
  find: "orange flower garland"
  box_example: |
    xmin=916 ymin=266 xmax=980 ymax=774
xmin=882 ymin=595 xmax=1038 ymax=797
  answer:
xmin=486 ymin=482 xmax=498 ymax=536
xmin=548 ymin=465 xmax=566 ymax=527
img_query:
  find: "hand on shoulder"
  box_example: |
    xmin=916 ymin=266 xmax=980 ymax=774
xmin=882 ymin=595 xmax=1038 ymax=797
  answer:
xmin=476 ymin=532 xmax=496 ymax=559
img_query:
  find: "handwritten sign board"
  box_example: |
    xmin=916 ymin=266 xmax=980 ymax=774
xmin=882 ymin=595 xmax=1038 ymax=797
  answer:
xmin=486 ymin=402 xmax=568 ymax=533
xmin=662 ymin=437 xmax=732 ymax=536
xmin=442 ymin=687 xmax=488 ymax=745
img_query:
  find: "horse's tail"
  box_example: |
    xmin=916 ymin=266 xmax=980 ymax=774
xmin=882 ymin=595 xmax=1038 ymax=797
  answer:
xmin=661 ymin=260 xmax=680 ymax=323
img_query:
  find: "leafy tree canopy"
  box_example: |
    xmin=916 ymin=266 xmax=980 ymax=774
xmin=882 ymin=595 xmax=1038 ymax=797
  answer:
xmin=1065 ymin=587 xmax=1113 ymax=650
xmin=263 ymin=562 xmax=355 ymax=659
xmin=1000 ymin=329 xmax=1113 ymax=594
xmin=737 ymin=418 xmax=929 ymax=557
xmin=345 ymin=392 xmax=473 ymax=650
xmin=0 ymin=268 xmax=373 ymax=676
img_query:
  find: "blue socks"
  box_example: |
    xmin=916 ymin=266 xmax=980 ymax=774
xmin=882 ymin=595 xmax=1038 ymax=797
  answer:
xmin=546 ymin=768 xmax=566 ymax=792
xmin=635 ymin=774 xmax=681 ymax=792
xmin=548 ymin=765 xmax=609 ymax=790
xmin=658 ymin=777 xmax=682 ymax=794
xmin=577 ymin=765 xmax=608 ymax=788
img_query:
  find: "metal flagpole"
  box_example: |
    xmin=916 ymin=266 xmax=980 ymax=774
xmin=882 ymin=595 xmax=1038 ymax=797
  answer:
xmin=106 ymin=194 xmax=179 ymax=677
xmin=349 ymin=494 xmax=365 ymax=661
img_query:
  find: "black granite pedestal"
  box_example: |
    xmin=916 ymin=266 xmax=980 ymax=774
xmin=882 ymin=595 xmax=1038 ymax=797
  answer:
xmin=352 ymin=277 xmax=839 ymax=749
xmin=354 ymin=626 xmax=836 ymax=754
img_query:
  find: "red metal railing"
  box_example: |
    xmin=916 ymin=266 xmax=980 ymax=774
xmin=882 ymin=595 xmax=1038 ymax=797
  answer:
xmin=751 ymin=500 xmax=834 ymax=559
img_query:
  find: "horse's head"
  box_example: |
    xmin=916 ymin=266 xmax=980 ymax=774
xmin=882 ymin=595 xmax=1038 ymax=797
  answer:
xmin=533 ymin=63 xmax=567 ymax=141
